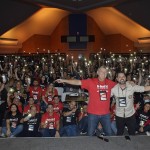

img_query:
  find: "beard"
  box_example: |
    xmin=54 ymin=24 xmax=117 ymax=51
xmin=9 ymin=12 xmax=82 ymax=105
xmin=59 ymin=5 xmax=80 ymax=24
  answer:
xmin=118 ymin=79 xmax=126 ymax=84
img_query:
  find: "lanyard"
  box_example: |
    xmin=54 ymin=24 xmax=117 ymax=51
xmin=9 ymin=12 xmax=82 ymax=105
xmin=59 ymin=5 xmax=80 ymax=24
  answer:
xmin=118 ymin=85 xmax=127 ymax=98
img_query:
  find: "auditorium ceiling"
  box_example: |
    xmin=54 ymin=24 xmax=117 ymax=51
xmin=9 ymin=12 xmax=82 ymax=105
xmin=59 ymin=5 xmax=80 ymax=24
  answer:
xmin=0 ymin=0 xmax=150 ymax=50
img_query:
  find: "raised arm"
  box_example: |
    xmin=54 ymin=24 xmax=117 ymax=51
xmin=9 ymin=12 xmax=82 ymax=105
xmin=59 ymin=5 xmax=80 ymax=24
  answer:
xmin=144 ymin=86 xmax=150 ymax=91
xmin=55 ymin=79 xmax=81 ymax=86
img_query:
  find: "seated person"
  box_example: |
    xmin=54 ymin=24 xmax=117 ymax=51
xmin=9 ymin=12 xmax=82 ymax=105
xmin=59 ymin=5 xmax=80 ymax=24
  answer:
xmin=40 ymin=104 xmax=60 ymax=137
xmin=41 ymin=83 xmax=58 ymax=112
xmin=78 ymin=103 xmax=88 ymax=135
xmin=52 ymin=95 xmax=63 ymax=116
xmin=23 ymin=97 xmax=40 ymax=115
xmin=13 ymin=97 xmax=23 ymax=114
xmin=22 ymin=106 xmax=41 ymax=137
xmin=136 ymin=102 xmax=150 ymax=135
xmin=60 ymin=101 xmax=79 ymax=137
xmin=2 ymin=104 xmax=23 ymax=137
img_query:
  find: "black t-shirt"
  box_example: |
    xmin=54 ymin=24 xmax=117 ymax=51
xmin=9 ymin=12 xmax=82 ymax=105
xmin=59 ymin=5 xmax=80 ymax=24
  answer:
xmin=62 ymin=108 xmax=78 ymax=126
xmin=6 ymin=112 xmax=23 ymax=128
xmin=0 ymin=88 xmax=7 ymax=102
xmin=136 ymin=110 xmax=150 ymax=125
xmin=23 ymin=113 xmax=41 ymax=133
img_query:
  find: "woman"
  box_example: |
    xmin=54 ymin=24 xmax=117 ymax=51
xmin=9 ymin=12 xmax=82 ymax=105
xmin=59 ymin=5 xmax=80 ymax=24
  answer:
xmin=41 ymin=83 xmax=58 ymax=112
xmin=2 ymin=104 xmax=23 ymax=137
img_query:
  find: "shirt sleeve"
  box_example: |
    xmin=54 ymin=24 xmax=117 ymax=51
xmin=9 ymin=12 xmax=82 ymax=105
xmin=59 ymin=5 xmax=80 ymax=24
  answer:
xmin=133 ymin=85 xmax=144 ymax=93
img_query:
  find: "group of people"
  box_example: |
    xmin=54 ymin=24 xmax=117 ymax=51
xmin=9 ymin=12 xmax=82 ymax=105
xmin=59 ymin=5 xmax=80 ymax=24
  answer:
xmin=0 ymin=53 xmax=149 ymax=138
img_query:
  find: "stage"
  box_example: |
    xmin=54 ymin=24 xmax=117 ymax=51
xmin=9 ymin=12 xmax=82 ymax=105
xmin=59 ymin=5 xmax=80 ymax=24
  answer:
xmin=0 ymin=136 xmax=149 ymax=150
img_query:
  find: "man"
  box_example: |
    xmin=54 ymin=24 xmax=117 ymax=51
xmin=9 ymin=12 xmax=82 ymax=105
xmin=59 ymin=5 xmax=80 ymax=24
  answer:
xmin=22 ymin=106 xmax=41 ymax=137
xmin=111 ymin=72 xmax=150 ymax=135
xmin=40 ymin=104 xmax=60 ymax=137
xmin=23 ymin=97 xmax=40 ymax=115
xmin=78 ymin=103 xmax=88 ymax=135
xmin=52 ymin=95 xmax=63 ymax=116
xmin=0 ymin=79 xmax=7 ymax=135
xmin=56 ymin=66 xmax=116 ymax=136
xmin=27 ymin=79 xmax=42 ymax=104
xmin=136 ymin=102 xmax=150 ymax=136
xmin=60 ymin=101 xmax=78 ymax=137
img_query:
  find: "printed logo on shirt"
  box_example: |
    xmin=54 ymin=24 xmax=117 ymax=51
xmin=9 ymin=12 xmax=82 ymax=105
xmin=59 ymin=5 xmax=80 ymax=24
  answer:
xmin=97 ymin=85 xmax=108 ymax=93
xmin=66 ymin=116 xmax=71 ymax=122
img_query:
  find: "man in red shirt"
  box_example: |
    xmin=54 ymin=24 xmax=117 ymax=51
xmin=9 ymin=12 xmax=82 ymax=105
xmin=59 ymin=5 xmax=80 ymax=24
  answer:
xmin=52 ymin=95 xmax=63 ymax=116
xmin=40 ymin=104 xmax=60 ymax=137
xmin=56 ymin=66 xmax=116 ymax=136
xmin=23 ymin=97 xmax=40 ymax=115
xmin=28 ymin=79 xmax=42 ymax=104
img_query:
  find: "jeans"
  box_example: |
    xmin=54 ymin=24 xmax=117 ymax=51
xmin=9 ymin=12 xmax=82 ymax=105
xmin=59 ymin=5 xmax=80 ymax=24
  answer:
xmin=2 ymin=124 xmax=23 ymax=137
xmin=88 ymin=113 xmax=112 ymax=136
xmin=60 ymin=125 xmax=78 ymax=137
xmin=78 ymin=116 xmax=88 ymax=133
xmin=111 ymin=120 xmax=117 ymax=135
xmin=40 ymin=128 xmax=56 ymax=137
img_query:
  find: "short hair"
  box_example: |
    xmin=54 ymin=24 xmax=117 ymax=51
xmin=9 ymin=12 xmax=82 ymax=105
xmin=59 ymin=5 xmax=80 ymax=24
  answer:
xmin=53 ymin=95 xmax=59 ymax=99
xmin=116 ymin=72 xmax=126 ymax=77
xmin=47 ymin=103 xmax=53 ymax=108
xmin=97 ymin=66 xmax=107 ymax=71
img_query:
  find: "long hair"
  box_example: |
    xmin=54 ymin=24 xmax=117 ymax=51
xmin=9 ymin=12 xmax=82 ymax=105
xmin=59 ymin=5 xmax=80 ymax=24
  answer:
xmin=8 ymin=103 xmax=20 ymax=115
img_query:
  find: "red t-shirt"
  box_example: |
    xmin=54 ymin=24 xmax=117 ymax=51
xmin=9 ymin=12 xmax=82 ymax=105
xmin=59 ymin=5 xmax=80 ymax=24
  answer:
xmin=29 ymin=86 xmax=42 ymax=101
xmin=52 ymin=102 xmax=63 ymax=114
xmin=42 ymin=89 xmax=58 ymax=104
xmin=81 ymin=78 xmax=116 ymax=115
xmin=18 ymin=105 xmax=23 ymax=114
xmin=41 ymin=112 xmax=60 ymax=129
xmin=23 ymin=104 xmax=40 ymax=114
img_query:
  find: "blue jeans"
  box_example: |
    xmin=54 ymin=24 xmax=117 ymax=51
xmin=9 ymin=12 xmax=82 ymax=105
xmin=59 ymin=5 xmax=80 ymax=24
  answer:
xmin=40 ymin=128 xmax=56 ymax=137
xmin=88 ymin=113 xmax=112 ymax=136
xmin=2 ymin=124 xmax=23 ymax=137
xmin=60 ymin=125 xmax=78 ymax=137
xmin=78 ymin=116 xmax=88 ymax=133
xmin=111 ymin=120 xmax=117 ymax=135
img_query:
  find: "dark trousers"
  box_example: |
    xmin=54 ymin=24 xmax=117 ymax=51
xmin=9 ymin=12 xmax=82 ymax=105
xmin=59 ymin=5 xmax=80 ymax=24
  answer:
xmin=0 ymin=102 xmax=7 ymax=127
xmin=116 ymin=114 xmax=136 ymax=135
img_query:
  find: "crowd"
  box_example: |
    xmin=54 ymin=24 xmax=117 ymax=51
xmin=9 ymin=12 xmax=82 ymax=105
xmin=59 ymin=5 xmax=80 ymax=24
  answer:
xmin=0 ymin=52 xmax=149 ymax=137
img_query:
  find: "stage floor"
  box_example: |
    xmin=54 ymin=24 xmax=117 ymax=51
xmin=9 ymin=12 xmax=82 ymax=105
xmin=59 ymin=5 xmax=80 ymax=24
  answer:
xmin=0 ymin=135 xmax=150 ymax=150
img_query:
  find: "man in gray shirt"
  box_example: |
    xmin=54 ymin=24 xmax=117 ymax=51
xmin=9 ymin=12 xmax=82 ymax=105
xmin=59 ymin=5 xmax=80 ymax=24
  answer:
xmin=111 ymin=72 xmax=150 ymax=135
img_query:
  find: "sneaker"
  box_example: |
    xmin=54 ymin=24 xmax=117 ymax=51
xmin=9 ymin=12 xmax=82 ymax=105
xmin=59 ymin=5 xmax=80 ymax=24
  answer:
xmin=146 ymin=131 xmax=150 ymax=136
xmin=80 ymin=131 xmax=87 ymax=135
xmin=0 ymin=133 xmax=6 ymax=138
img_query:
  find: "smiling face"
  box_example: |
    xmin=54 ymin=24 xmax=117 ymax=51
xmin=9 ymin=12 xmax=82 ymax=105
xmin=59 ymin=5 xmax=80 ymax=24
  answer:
xmin=97 ymin=67 xmax=107 ymax=81
xmin=116 ymin=73 xmax=126 ymax=85
xmin=47 ymin=104 xmax=54 ymax=113
xmin=10 ymin=104 xmax=18 ymax=113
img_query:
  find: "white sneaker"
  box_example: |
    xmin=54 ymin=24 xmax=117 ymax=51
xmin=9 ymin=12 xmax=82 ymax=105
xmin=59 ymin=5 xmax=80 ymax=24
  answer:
xmin=146 ymin=131 xmax=150 ymax=136
xmin=0 ymin=133 xmax=6 ymax=138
